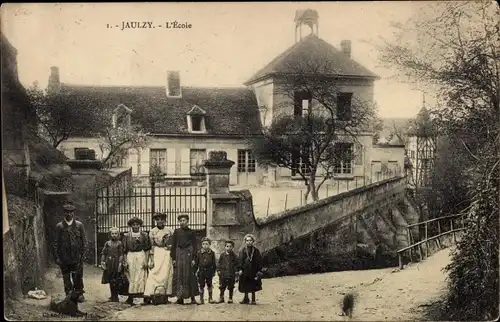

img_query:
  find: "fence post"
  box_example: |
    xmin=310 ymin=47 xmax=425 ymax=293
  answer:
xmin=151 ymin=180 xmax=156 ymax=227
xmin=437 ymin=220 xmax=442 ymax=248
xmin=266 ymin=197 xmax=270 ymax=216
xmin=284 ymin=193 xmax=288 ymax=211
xmin=425 ymin=222 xmax=428 ymax=258
xmin=326 ymin=185 xmax=329 ymax=198
xmin=407 ymin=227 xmax=413 ymax=262
xmin=450 ymin=219 xmax=456 ymax=244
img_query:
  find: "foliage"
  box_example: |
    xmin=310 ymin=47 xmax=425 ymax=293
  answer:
xmin=26 ymin=83 xmax=106 ymax=148
xmin=378 ymin=1 xmax=499 ymax=319
xmin=98 ymin=125 xmax=150 ymax=168
xmin=248 ymin=55 xmax=377 ymax=202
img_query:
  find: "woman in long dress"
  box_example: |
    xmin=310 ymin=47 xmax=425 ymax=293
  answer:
xmin=171 ymin=213 xmax=199 ymax=305
xmin=123 ymin=217 xmax=151 ymax=305
xmin=143 ymin=212 xmax=175 ymax=304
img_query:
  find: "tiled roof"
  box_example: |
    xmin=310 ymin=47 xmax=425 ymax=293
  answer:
xmin=59 ymin=84 xmax=262 ymax=136
xmin=245 ymin=34 xmax=379 ymax=85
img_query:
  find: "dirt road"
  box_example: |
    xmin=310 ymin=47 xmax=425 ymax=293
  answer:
xmin=104 ymin=248 xmax=452 ymax=321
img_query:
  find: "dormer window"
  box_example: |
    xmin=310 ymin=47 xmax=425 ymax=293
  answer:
xmin=112 ymin=104 xmax=132 ymax=128
xmin=187 ymin=105 xmax=207 ymax=133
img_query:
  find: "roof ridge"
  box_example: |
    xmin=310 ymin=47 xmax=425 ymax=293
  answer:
xmin=61 ymin=83 xmax=249 ymax=90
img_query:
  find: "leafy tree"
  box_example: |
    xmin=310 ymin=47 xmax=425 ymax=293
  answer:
xmin=26 ymin=83 xmax=104 ymax=148
xmin=249 ymin=55 xmax=377 ymax=202
xmin=378 ymin=1 xmax=499 ymax=319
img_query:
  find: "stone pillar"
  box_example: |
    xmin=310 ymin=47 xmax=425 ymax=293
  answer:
xmin=203 ymin=151 xmax=240 ymax=258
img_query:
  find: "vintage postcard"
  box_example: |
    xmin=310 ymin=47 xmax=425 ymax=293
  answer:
xmin=2 ymin=1 xmax=498 ymax=321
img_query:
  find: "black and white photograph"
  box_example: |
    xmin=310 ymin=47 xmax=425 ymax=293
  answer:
xmin=2 ymin=1 xmax=499 ymax=321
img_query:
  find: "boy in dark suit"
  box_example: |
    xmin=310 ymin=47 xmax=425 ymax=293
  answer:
xmin=216 ymin=240 xmax=239 ymax=304
xmin=195 ymin=237 xmax=217 ymax=304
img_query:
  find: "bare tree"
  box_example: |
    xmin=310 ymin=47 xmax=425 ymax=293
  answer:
xmin=378 ymin=1 xmax=499 ymax=319
xmin=249 ymin=51 xmax=377 ymax=202
xmin=99 ymin=125 xmax=150 ymax=168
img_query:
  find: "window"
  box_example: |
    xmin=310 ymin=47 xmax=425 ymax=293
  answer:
xmin=110 ymin=150 xmax=129 ymax=168
xmin=237 ymin=150 xmax=256 ymax=173
xmin=112 ymin=104 xmax=132 ymax=128
xmin=333 ymin=143 xmax=353 ymax=174
xmin=187 ymin=105 xmax=206 ymax=133
xmin=190 ymin=149 xmax=206 ymax=176
xmin=337 ymin=93 xmax=353 ymax=121
xmin=291 ymin=148 xmax=311 ymax=176
xmin=410 ymin=150 xmax=415 ymax=159
xmin=294 ymin=91 xmax=312 ymax=117
xmin=150 ymin=149 xmax=167 ymax=173
xmin=191 ymin=115 xmax=203 ymax=132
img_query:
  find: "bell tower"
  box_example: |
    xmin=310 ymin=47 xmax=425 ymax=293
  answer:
xmin=294 ymin=9 xmax=319 ymax=43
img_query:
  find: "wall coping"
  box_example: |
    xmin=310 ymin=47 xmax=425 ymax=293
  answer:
xmin=254 ymin=176 xmax=405 ymax=226
xmin=67 ymin=160 xmax=103 ymax=170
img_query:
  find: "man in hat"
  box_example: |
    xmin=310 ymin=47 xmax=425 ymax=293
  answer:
xmin=52 ymin=202 xmax=87 ymax=302
xmin=171 ymin=213 xmax=199 ymax=304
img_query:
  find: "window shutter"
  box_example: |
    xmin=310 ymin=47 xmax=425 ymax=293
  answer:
xmin=180 ymin=148 xmax=190 ymax=175
xmin=167 ymin=148 xmax=176 ymax=175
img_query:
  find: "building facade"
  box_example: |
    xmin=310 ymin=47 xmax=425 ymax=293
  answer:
xmin=54 ymin=10 xmax=405 ymax=187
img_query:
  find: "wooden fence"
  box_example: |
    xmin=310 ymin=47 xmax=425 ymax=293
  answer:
xmin=397 ymin=214 xmax=467 ymax=268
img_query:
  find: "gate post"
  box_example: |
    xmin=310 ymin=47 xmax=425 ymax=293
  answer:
xmin=203 ymin=151 xmax=238 ymax=259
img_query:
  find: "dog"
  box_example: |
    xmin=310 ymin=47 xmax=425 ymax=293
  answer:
xmin=49 ymin=290 xmax=86 ymax=317
xmin=341 ymin=293 xmax=355 ymax=319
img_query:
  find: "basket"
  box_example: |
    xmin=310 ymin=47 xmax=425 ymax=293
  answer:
xmin=151 ymin=285 xmax=168 ymax=305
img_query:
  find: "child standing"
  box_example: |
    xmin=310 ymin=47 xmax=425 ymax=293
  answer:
xmin=216 ymin=240 xmax=239 ymax=304
xmin=194 ymin=237 xmax=217 ymax=304
xmin=101 ymin=227 xmax=125 ymax=302
xmin=238 ymin=234 xmax=264 ymax=305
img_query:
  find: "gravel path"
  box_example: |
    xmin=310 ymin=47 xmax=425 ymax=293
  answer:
xmin=103 ymin=248 xmax=452 ymax=321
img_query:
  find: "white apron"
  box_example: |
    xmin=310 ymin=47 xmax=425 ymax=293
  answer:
xmin=143 ymin=227 xmax=174 ymax=297
xmin=126 ymin=251 xmax=147 ymax=294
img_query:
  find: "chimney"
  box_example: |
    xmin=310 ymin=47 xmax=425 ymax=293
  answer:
xmin=48 ymin=66 xmax=61 ymax=94
xmin=166 ymin=71 xmax=181 ymax=97
xmin=340 ymin=40 xmax=351 ymax=58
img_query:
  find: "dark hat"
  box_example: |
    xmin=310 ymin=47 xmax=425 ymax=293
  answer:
xmin=127 ymin=217 xmax=143 ymax=227
xmin=63 ymin=203 xmax=76 ymax=212
xmin=152 ymin=212 xmax=167 ymax=220
xmin=201 ymin=237 xmax=211 ymax=244
xmin=224 ymin=240 xmax=235 ymax=246
xmin=177 ymin=214 xmax=189 ymax=221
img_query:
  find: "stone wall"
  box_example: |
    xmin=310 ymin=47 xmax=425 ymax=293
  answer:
xmin=204 ymin=151 xmax=420 ymax=274
xmin=4 ymin=194 xmax=48 ymax=296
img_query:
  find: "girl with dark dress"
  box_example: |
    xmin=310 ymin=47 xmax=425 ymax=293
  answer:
xmin=100 ymin=227 xmax=125 ymax=302
xmin=238 ymin=234 xmax=264 ymax=305
xmin=123 ymin=217 xmax=151 ymax=305
xmin=171 ymin=213 xmax=200 ymax=305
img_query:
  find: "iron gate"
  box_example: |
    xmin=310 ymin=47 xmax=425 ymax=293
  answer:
xmin=96 ymin=185 xmax=208 ymax=232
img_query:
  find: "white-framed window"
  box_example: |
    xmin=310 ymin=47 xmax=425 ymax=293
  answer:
xmin=333 ymin=142 xmax=354 ymax=174
xmin=150 ymin=149 xmax=167 ymax=173
xmin=237 ymin=150 xmax=256 ymax=173
xmin=190 ymin=149 xmax=207 ymax=176
xmin=187 ymin=105 xmax=207 ymax=133
xmin=112 ymin=104 xmax=132 ymax=128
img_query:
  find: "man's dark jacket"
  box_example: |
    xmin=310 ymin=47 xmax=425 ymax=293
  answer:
xmin=53 ymin=220 xmax=87 ymax=265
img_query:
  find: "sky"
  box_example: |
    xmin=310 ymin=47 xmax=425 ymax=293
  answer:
xmin=1 ymin=2 xmax=435 ymax=119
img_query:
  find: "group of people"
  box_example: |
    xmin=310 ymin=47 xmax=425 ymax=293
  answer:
xmin=100 ymin=212 xmax=265 ymax=305
xmin=52 ymin=202 xmax=265 ymax=306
